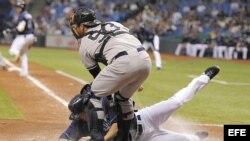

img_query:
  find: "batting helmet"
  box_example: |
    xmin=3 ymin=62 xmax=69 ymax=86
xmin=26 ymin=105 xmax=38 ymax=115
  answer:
xmin=70 ymin=7 xmax=101 ymax=27
xmin=68 ymin=94 xmax=86 ymax=120
xmin=15 ymin=0 xmax=26 ymax=10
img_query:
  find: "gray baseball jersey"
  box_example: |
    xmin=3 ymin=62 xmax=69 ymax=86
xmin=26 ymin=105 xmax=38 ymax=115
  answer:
xmin=78 ymin=21 xmax=151 ymax=120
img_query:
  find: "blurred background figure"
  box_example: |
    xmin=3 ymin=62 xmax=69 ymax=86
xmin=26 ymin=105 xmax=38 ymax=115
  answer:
xmin=3 ymin=0 xmax=36 ymax=77
xmin=213 ymin=34 xmax=228 ymax=59
xmin=175 ymin=35 xmax=192 ymax=56
xmin=0 ymin=51 xmax=7 ymax=70
xmin=228 ymin=37 xmax=248 ymax=60
xmin=133 ymin=23 xmax=162 ymax=70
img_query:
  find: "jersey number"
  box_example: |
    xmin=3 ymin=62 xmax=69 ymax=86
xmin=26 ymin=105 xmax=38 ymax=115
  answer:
xmin=87 ymin=23 xmax=120 ymax=42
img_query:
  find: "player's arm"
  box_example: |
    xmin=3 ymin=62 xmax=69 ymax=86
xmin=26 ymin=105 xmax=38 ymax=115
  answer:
xmin=4 ymin=20 xmax=26 ymax=34
xmin=104 ymin=123 xmax=118 ymax=141
xmin=16 ymin=20 xmax=26 ymax=32
xmin=83 ymin=54 xmax=101 ymax=78
xmin=87 ymin=63 xmax=101 ymax=78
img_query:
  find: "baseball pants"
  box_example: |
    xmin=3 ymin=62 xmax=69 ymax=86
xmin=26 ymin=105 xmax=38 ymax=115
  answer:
xmin=134 ymin=74 xmax=210 ymax=141
xmin=9 ymin=34 xmax=35 ymax=76
xmin=91 ymin=48 xmax=151 ymax=120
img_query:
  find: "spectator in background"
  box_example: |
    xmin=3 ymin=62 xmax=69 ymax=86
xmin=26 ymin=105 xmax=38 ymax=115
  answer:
xmin=213 ymin=34 xmax=228 ymax=59
xmin=175 ymin=35 xmax=192 ymax=56
xmin=227 ymin=36 xmax=237 ymax=60
xmin=5 ymin=0 xmax=248 ymax=60
xmin=228 ymin=37 xmax=248 ymax=60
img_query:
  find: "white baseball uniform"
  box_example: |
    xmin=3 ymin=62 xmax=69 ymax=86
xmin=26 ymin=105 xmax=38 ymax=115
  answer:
xmin=131 ymin=74 xmax=210 ymax=141
xmin=9 ymin=10 xmax=36 ymax=76
xmin=60 ymin=74 xmax=210 ymax=141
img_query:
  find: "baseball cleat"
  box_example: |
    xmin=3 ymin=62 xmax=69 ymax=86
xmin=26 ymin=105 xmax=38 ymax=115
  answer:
xmin=0 ymin=66 xmax=7 ymax=71
xmin=195 ymin=131 xmax=209 ymax=140
xmin=157 ymin=67 xmax=162 ymax=70
xmin=204 ymin=66 xmax=220 ymax=79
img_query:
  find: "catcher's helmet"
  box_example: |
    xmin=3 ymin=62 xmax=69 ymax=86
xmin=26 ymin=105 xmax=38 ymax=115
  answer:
xmin=68 ymin=94 xmax=85 ymax=120
xmin=15 ymin=0 xmax=26 ymax=10
xmin=70 ymin=7 xmax=101 ymax=27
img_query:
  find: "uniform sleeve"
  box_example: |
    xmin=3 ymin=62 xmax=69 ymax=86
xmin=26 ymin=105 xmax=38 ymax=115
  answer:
xmin=81 ymin=51 xmax=100 ymax=78
xmin=16 ymin=20 xmax=26 ymax=32
xmin=88 ymin=64 xmax=101 ymax=78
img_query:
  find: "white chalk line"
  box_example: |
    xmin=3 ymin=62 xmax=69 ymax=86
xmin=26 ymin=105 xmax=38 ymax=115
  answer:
xmin=191 ymin=123 xmax=223 ymax=127
xmin=3 ymin=58 xmax=68 ymax=107
xmin=55 ymin=70 xmax=88 ymax=85
xmin=188 ymin=75 xmax=250 ymax=86
xmin=26 ymin=76 xmax=68 ymax=107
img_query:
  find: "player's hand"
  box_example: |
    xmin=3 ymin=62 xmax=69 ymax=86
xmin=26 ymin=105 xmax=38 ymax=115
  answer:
xmin=138 ymin=85 xmax=144 ymax=92
xmin=2 ymin=29 xmax=11 ymax=36
xmin=3 ymin=28 xmax=11 ymax=33
xmin=2 ymin=28 xmax=14 ymax=37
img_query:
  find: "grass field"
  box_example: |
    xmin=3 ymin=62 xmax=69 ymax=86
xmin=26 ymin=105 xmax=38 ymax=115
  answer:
xmin=0 ymin=86 xmax=24 ymax=119
xmin=1 ymin=46 xmax=250 ymax=124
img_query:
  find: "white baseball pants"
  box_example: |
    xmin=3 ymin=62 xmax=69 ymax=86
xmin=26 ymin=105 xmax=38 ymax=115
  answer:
xmin=9 ymin=34 xmax=35 ymax=76
xmin=134 ymin=74 xmax=210 ymax=141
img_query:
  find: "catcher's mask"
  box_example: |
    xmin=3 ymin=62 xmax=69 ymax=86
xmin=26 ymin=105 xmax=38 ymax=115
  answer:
xmin=68 ymin=94 xmax=86 ymax=120
xmin=68 ymin=7 xmax=101 ymax=39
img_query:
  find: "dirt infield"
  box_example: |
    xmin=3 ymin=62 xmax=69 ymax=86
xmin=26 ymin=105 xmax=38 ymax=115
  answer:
xmin=0 ymin=58 xmax=224 ymax=141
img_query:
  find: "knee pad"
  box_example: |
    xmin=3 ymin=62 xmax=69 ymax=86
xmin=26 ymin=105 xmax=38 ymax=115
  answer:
xmin=86 ymin=99 xmax=105 ymax=141
xmin=114 ymin=92 xmax=129 ymax=113
xmin=114 ymin=92 xmax=134 ymax=120
xmin=83 ymin=85 xmax=105 ymax=140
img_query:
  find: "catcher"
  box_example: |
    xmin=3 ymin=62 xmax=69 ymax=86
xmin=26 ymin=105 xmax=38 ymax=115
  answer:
xmin=67 ymin=7 xmax=151 ymax=141
xmin=59 ymin=66 xmax=220 ymax=141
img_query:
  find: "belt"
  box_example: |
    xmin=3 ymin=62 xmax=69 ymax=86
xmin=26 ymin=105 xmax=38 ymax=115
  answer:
xmin=18 ymin=33 xmax=33 ymax=37
xmin=112 ymin=47 xmax=145 ymax=62
xmin=135 ymin=114 xmax=143 ymax=140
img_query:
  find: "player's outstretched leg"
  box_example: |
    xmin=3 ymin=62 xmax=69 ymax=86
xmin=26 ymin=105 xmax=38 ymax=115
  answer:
xmin=139 ymin=65 xmax=221 ymax=128
xmin=175 ymin=65 xmax=220 ymax=105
